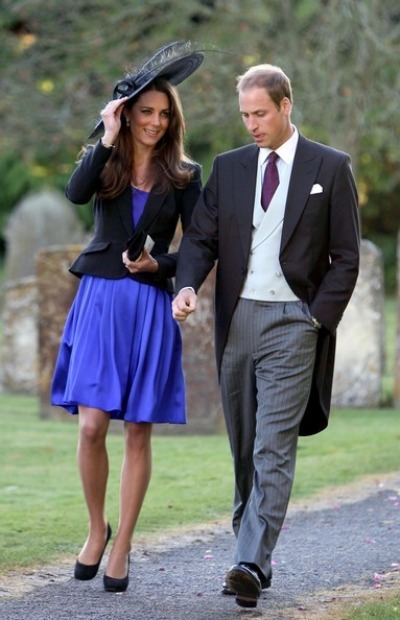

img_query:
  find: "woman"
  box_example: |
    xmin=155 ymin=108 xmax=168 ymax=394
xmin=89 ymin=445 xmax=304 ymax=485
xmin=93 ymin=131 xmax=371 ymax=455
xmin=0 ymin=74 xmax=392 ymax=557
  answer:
xmin=51 ymin=43 xmax=203 ymax=593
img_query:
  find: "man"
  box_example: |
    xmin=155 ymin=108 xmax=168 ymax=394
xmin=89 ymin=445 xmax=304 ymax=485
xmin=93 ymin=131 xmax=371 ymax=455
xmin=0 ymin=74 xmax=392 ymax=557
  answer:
xmin=172 ymin=64 xmax=360 ymax=609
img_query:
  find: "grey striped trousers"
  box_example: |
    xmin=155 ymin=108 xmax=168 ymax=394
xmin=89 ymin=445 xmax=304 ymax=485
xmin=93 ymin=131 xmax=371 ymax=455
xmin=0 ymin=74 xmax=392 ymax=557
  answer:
xmin=220 ymin=298 xmax=319 ymax=579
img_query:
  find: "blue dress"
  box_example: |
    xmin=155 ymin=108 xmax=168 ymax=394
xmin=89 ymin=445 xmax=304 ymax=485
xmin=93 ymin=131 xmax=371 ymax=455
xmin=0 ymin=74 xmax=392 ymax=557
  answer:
xmin=51 ymin=189 xmax=186 ymax=424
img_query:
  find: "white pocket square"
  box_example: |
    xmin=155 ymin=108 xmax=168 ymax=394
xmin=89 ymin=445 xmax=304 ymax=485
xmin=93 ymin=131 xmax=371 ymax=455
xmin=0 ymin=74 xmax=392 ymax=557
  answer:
xmin=310 ymin=183 xmax=323 ymax=195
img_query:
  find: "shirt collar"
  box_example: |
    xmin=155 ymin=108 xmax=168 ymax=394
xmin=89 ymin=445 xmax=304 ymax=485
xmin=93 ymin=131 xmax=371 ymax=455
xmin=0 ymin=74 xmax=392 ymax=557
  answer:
xmin=258 ymin=125 xmax=299 ymax=166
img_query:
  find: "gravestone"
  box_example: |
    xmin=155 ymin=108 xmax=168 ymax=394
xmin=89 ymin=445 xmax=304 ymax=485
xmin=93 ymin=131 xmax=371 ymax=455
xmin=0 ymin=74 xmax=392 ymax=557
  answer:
xmin=4 ymin=188 xmax=85 ymax=282
xmin=1 ymin=276 xmax=38 ymax=394
xmin=1 ymin=188 xmax=86 ymax=397
xmin=332 ymin=239 xmax=384 ymax=407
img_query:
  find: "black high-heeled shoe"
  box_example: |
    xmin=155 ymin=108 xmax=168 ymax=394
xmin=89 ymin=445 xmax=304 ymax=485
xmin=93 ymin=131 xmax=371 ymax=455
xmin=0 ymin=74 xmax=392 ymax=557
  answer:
xmin=103 ymin=555 xmax=130 ymax=593
xmin=74 ymin=523 xmax=112 ymax=581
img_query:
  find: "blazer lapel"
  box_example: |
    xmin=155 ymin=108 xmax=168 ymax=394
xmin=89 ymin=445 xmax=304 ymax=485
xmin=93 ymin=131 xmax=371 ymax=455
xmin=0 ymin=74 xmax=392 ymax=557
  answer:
xmin=281 ymin=135 xmax=322 ymax=251
xmin=136 ymin=184 xmax=168 ymax=230
xmin=116 ymin=184 xmax=168 ymax=236
xmin=115 ymin=186 xmax=134 ymax=236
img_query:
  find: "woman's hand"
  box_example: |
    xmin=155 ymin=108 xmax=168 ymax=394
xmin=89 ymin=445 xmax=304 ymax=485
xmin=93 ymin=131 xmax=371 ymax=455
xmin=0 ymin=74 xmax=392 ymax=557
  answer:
xmin=100 ymin=97 xmax=129 ymax=145
xmin=122 ymin=249 xmax=159 ymax=274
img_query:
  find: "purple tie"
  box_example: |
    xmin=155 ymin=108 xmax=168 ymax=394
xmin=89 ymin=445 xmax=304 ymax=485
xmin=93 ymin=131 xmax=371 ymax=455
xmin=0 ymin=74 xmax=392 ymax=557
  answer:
xmin=261 ymin=152 xmax=280 ymax=211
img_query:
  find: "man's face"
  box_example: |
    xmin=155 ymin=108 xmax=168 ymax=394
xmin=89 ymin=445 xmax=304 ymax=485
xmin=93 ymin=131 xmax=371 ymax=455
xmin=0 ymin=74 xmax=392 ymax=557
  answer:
xmin=239 ymin=86 xmax=292 ymax=150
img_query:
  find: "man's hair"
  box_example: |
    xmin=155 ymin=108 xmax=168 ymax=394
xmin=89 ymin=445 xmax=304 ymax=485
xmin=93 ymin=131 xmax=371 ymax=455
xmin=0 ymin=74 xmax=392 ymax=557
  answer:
xmin=236 ymin=64 xmax=293 ymax=108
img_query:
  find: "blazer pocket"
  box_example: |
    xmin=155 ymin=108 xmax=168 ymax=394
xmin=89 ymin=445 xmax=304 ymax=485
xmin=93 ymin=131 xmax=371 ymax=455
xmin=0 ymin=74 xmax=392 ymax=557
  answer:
xmin=81 ymin=240 xmax=111 ymax=254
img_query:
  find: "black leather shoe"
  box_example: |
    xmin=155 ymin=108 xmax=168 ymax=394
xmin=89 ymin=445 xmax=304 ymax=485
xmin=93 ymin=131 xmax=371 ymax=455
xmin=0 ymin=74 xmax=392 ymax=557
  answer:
xmin=222 ymin=569 xmax=271 ymax=595
xmin=74 ymin=523 xmax=112 ymax=581
xmin=224 ymin=564 xmax=262 ymax=608
xmin=103 ymin=555 xmax=130 ymax=593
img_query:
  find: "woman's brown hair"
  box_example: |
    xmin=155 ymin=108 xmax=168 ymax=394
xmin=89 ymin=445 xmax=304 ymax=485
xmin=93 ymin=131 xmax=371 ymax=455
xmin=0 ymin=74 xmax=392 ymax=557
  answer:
xmin=97 ymin=78 xmax=193 ymax=199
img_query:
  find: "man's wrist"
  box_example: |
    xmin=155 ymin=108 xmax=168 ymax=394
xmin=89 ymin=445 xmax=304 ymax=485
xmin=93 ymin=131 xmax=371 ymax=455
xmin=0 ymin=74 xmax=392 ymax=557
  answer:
xmin=179 ymin=286 xmax=195 ymax=294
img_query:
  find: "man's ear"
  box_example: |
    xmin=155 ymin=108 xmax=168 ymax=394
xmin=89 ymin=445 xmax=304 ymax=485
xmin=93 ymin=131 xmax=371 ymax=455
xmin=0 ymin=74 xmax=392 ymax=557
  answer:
xmin=281 ymin=97 xmax=292 ymax=115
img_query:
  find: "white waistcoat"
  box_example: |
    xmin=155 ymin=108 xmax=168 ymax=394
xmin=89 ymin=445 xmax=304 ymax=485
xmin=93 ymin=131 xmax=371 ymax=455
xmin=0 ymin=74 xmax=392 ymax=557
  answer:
xmin=240 ymin=163 xmax=299 ymax=302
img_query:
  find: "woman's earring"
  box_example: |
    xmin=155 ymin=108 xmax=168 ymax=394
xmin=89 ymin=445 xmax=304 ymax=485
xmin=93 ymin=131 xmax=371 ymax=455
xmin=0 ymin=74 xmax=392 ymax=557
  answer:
xmin=125 ymin=117 xmax=130 ymax=127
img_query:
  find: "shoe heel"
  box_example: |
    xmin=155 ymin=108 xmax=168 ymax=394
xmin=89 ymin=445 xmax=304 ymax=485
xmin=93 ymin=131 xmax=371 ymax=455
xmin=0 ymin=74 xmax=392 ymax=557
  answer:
xmin=74 ymin=523 xmax=112 ymax=581
xmin=235 ymin=594 xmax=258 ymax=608
xmin=103 ymin=555 xmax=130 ymax=593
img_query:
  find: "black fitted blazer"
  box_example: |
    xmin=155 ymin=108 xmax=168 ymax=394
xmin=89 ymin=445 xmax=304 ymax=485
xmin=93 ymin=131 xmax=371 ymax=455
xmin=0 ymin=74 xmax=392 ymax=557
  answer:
xmin=66 ymin=140 xmax=202 ymax=292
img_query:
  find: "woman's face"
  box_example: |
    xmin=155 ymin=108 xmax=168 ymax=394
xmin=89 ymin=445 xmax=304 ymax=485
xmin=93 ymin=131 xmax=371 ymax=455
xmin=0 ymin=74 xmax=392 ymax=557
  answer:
xmin=125 ymin=90 xmax=170 ymax=149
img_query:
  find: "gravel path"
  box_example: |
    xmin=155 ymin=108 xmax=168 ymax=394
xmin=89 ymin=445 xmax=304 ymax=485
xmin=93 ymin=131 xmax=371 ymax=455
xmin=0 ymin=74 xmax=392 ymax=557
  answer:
xmin=0 ymin=474 xmax=399 ymax=620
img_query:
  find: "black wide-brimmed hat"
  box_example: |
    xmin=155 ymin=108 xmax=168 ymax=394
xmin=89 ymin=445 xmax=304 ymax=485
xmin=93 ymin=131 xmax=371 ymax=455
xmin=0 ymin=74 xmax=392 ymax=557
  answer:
xmin=88 ymin=40 xmax=205 ymax=139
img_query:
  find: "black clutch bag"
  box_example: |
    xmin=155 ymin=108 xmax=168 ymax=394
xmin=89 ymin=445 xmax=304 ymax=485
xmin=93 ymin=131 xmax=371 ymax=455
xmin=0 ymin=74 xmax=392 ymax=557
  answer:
xmin=126 ymin=230 xmax=147 ymax=261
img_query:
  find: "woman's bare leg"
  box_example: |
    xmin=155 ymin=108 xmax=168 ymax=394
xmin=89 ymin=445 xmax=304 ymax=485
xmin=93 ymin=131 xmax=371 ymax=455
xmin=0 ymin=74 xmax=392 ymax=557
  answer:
xmin=105 ymin=422 xmax=152 ymax=578
xmin=76 ymin=406 xmax=110 ymax=564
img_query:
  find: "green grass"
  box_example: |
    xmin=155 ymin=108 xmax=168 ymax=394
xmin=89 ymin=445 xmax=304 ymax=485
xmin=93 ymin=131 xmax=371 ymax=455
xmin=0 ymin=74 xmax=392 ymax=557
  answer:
xmin=0 ymin=295 xmax=398 ymax=618
xmin=1 ymin=394 xmax=400 ymax=573
xmin=295 ymin=407 xmax=400 ymax=497
xmin=345 ymin=597 xmax=400 ymax=619
xmin=0 ymin=395 xmax=233 ymax=569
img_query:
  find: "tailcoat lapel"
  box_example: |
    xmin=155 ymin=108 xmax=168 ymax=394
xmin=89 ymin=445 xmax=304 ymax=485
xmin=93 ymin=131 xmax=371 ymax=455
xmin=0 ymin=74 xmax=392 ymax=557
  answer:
xmin=281 ymin=136 xmax=322 ymax=251
xmin=231 ymin=140 xmax=324 ymax=259
xmin=233 ymin=146 xmax=259 ymax=259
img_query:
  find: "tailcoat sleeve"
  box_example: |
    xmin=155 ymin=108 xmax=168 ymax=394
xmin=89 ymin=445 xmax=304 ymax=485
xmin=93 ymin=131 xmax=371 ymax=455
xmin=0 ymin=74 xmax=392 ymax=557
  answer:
xmin=154 ymin=163 xmax=203 ymax=280
xmin=175 ymin=158 xmax=220 ymax=292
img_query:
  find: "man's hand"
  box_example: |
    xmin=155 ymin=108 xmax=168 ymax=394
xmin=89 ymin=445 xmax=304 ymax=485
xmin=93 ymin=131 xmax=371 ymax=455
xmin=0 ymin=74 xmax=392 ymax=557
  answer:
xmin=172 ymin=288 xmax=197 ymax=322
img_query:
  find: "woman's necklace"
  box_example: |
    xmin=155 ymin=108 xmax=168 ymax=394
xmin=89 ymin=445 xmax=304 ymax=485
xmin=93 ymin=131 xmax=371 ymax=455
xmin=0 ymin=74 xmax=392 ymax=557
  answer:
xmin=131 ymin=168 xmax=152 ymax=191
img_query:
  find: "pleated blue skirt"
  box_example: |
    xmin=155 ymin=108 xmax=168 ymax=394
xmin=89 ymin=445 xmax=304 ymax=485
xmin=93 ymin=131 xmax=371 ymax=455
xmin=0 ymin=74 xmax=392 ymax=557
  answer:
xmin=51 ymin=275 xmax=186 ymax=424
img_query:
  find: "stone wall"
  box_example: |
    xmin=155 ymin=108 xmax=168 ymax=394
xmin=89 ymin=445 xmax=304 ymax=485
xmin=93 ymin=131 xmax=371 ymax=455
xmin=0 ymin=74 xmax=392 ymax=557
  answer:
xmin=34 ymin=245 xmax=222 ymax=430
xmin=174 ymin=268 xmax=223 ymax=434
xmin=36 ymin=246 xmax=82 ymax=418
xmin=0 ymin=237 xmax=386 ymax=423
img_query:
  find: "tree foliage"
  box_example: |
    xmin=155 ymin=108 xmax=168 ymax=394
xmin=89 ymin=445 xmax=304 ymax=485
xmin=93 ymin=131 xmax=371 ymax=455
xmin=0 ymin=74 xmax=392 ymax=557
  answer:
xmin=0 ymin=0 xmax=399 ymax=284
